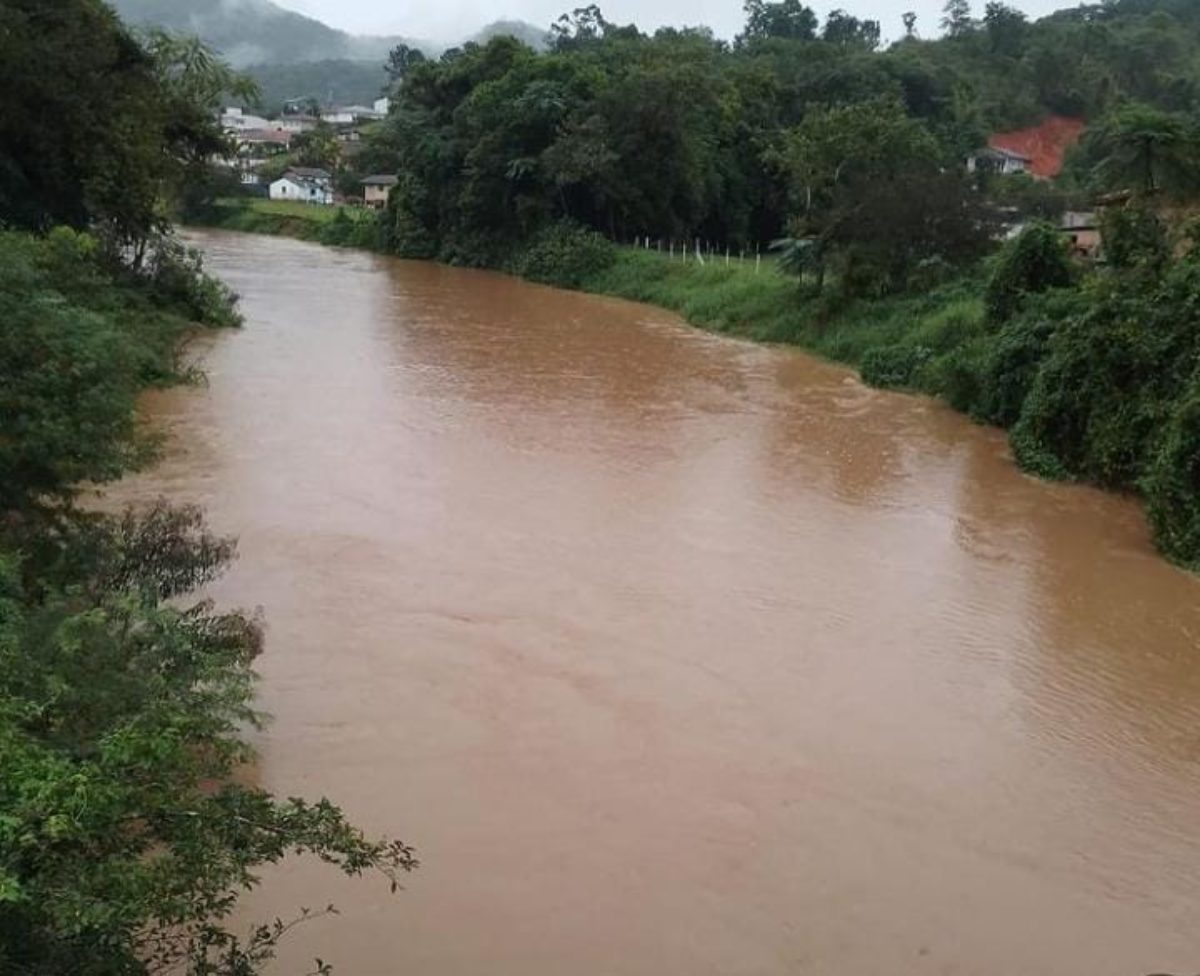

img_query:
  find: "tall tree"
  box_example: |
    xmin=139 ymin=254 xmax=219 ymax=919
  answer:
xmin=384 ymin=42 xmax=427 ymax=86
xmin=739 ymin=0 xmax=819 ymax=43
xmin=982 ymin=2 xmax=1028 ymax=56
xmin=822 ymin=9 xmax=882 ymax=49
xmin=0 ymin=1 xmax=251 ymax=252
xmin=1091 ymin=102 xmax=1199 ymax=196
xmin=940 ymin=0 xmax=973 ymax=36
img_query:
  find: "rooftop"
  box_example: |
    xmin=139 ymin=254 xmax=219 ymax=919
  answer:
xmin=287 ymin=167 xmax=332 ymax=180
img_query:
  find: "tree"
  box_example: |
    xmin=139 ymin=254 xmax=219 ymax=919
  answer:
xmin=0 ymin=5 xmax=420 ymax=967
xmin=984 ymin=222 xmax=1073 ymax=322
xmin=982 ymin=2 xmax=1028 ymax=56
xmin=1100 ymin=204 xmax=1169 ymax=268
xmin=773 ymin=98 xmax=991 ymax=294
xmin=549 ymin=5 xmax=615 ymax=49
xmin=384 ymin=42 xmax=427 ymax=86
xmin=940 ymin=0 xmax=973 ymax=36
xmin=902 ymin=11 xmax=918 ymax=37
xmin=822 ymin=10 xmax=881 ymax=50
xmin=0 ymin=503 xmax=418 ymax=976
xmin=739 ymin=0 xmax=819 ymax=43
xmin=0 ymin=1 xmax=251 ymax=256
xmin=292 ymin=121 xmax=341 ymax=171
xmin=1089 ymin=103 xmax=1199 ymax=196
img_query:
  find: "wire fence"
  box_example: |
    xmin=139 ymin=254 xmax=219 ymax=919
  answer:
xmin=617 ymin=235 xmax=778 ymax=274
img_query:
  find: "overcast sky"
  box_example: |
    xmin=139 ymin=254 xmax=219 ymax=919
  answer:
xmin=281 ymin=0 xmax=1079 ymax=44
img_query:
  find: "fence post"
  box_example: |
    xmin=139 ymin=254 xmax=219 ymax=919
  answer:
xmin=755 ymin=247 xmax=761 ymax=274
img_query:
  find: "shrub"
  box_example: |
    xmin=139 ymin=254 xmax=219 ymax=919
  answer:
xmin=1100 ymin=205 xmax=1169 ymax=269
xmin=1010 ymin=261 xmax=1200 ymax=488
xmin=382 ymin=174 xmax=437 ymax=259
xmin=860 ymin=343 xmax=934 ymax=388
xmin=969 ymin=291 xmax=1084 ymax=426
xmin=141 ymin=234 xmax=242 ymax=329
xmin=515 ymin=222 xmax=616 ymax=289
xmin=1145 ymin=373 xmax=1200 ymax=567
xmin=984 ymin=222 xmax=1073 ymax=323
xmin=318 ymin=208 xmax=382 ymax=250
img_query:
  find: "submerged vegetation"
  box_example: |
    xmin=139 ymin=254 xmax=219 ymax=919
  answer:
xmin=0 ymin=2 xmax=413 ymax=973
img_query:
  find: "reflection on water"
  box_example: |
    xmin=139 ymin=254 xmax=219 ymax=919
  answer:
xmin=117 ymin=230 xmax=1200 ymax=976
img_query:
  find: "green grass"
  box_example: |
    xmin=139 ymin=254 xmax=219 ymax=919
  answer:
xmin=195 ymin=199 xmax=379 ymax=246
xmin=582 ymin=249 xmax=987 ymax=387
xmin=234 ymin=199 xmax=375 ymax=223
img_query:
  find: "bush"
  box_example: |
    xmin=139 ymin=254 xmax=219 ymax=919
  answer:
xmin=1100 ymin=205 xmax=1169 ymax=269
xmin=141 ymin=234 xmax=242 ymax=329
xmin=382 ymin=174 xmax=437 ymax=259
xmin=984 ymin=222 xmax=1073 ymax=323
xmin=514 ymin=222 xmax=617 ymax=289
xmin=1010 ymin=260 xmax=1200 ymax=488
xmin=860 ymin=343 xmax=934 ymax=388
xmin=318 ymin=208 xmax=382 ymax=250
xmin=1145 ymin=373 xmax=1200 ymax=567
xmin=969 ymin=289 xmax=1086 ymax=426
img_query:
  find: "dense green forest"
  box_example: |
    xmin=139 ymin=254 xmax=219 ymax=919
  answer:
xmin=0 ymin=2 xmax=413 ymax=973
xmin=357 ymin=0 xmax=1200 ymax=258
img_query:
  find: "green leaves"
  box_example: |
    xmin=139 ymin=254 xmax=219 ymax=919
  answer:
xmin=0 ymin=224 xmax=414 ymax=972
xmin=984 ymin=221 xmax=1073 ymax=323
xmin=1089 ymin=102 xmax=1200 ymax=196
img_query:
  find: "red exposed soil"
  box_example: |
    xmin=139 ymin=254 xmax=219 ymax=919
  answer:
xmin=989 ymin=115 xmax=1086 ymax=179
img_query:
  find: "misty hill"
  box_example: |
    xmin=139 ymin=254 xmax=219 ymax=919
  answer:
xmin=109 ymin=2 xmax=552 ymax=110
xmin=246 ymin=59 xmax=386 ymax=110
xmin=108 ymin=0 xmax=418 ymax=67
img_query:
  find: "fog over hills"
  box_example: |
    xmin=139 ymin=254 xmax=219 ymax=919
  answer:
xmin=110 ymin=0 xmax=546 ymax=65
xmin=110 ymin=0 xmax=416 ymax=65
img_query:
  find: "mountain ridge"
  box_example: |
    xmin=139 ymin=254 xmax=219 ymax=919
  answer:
xmin=108 ymin=0 xmax=548 ymax=67
xmin=109 ymin=0 xmax=420 ymax=67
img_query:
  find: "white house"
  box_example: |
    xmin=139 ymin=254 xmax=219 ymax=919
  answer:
xmin=967 ymin=146 xmax=1032 ymax=176
xmin=373 ymin=97 xmax=391 ymax=116
xmin=269 ymin=168 xmax=334 ymax=205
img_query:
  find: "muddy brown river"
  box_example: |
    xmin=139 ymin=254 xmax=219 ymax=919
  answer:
xmin=119 ymin=231 xmax=1200 ymax=975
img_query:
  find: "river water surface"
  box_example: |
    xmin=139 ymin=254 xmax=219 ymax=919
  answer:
xmin=119 ymin=231 xmax=1200 ymax=975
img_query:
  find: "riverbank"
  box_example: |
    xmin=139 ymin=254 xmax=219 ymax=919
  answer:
xmin=193 ymin=201 xmax=987 ymax=393
xmin=191 ymin=200 xmax=1200 ymax=570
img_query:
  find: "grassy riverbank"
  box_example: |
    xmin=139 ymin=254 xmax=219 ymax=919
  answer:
xmin=192 ymin=200 xmax=1200 ymax=571
xmin=200 ymin=198 xmax=381 ymax=246
xmin=195 ymin=199 xmax=986 ymax=384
